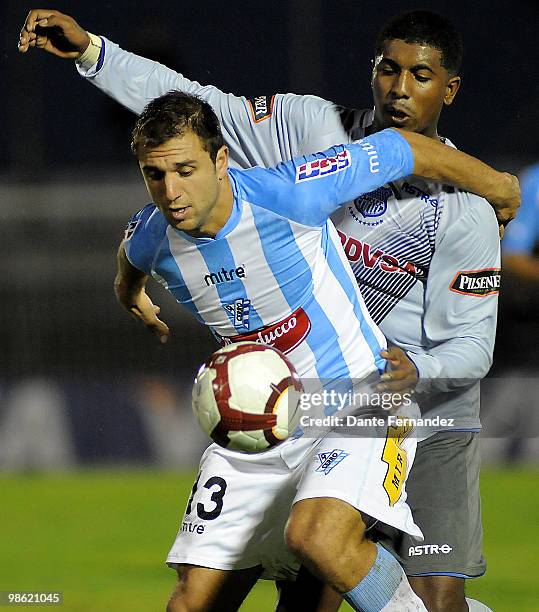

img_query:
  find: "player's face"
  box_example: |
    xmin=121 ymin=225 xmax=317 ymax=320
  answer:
xmin=371 ymin=39 xmax=460 ymax=138
xmin=138 ymin=131 xmax=230 ymax=237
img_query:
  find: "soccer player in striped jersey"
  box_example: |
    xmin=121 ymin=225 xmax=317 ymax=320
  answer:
xmin=19 ymin=9 xmax=516 ymax=611
xmin=113 ymin=89 xmax=511 ymax=611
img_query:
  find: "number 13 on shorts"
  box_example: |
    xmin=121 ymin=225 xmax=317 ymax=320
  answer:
xmin=381 ymin=424 xmax=412 ymax=506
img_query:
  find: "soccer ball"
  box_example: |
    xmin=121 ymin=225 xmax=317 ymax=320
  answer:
xmin=192 ymin=341 xmax=304 ymax=452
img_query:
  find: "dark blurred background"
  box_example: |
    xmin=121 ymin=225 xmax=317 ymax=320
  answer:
xmin=0 ymin=0 xmax=538 ymax=468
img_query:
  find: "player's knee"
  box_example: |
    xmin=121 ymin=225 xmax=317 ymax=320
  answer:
xmin=166 ymin=577 xmax=204 ymax=612
xmin=166 ymin=593 xmax=206 ymax=612
xmin=422 ymin=593 xmax=467 ymax=612
xmin=411 ymin=576 xmax=466 ymax=612
xmin=285 ymin=499 xmax=367 ymax=564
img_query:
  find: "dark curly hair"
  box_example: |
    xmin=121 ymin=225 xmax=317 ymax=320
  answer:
xmin=131 ymin=90 xmax=224 ymax=162
xmin=375 ymin=10 xmax=463 ymax=75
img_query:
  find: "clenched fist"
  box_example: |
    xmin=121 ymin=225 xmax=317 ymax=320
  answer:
xmin=19 ymin=9 xmax=90 ymax=58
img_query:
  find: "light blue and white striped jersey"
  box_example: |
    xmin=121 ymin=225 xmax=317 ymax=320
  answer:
xmin=124 ymin=131 xmax=414 ymax=383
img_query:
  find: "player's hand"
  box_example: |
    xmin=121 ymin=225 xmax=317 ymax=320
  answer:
xmin=128 ymin=290 xmax=170 ymax=344
xmin=378 ymin=347 xmax=418 ymax=394
xmin=489 ymin=172 xmax=521 ymax=227
xmin=18 ymin=9 xmax=90 ymax=58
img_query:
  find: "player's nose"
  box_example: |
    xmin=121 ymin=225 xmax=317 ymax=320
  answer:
xmin=390 ymin=72 xmax=412 ymax=98
xmin=164 ymin=173 xmax=183 ymax=202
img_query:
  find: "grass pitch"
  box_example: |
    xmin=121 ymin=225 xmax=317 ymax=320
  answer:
xmin=0 ymin=467 xmax=537 ymax=611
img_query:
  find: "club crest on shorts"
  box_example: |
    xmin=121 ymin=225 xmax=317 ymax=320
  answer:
xmin=315 ymin=449 xmax=349 ymax=475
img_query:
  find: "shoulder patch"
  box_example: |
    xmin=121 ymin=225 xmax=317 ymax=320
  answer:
xmin=449 ymin=268 xmax=501 ymax=297
xmin=295 ymin=150 xmax=351 ymax=183
xmin=247 ymin=95 xmax=275 ymax=123
xmin=124 ymin=219 xmax=140 ymax=241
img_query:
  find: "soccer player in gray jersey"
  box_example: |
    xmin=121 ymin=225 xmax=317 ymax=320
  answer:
xmin=19 ymin=9 xmax=512 ymax=612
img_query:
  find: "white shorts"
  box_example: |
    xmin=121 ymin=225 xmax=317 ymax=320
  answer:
xmin=167 ymin=426 xmax=422 ymax=580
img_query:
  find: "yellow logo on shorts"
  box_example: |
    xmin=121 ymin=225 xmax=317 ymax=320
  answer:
xmin=381 ymin=423 xmax=412 ymax=506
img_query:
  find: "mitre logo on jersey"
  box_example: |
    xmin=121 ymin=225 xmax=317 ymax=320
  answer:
xmin=450 ymin=268 xmax=501 ymax=297
xmin=337 ymin=230 xmax=421 ymax=277
xmin=223 ymin=298 xmax=251 ymax=331
xmin=204 ymin=266 xmax=246 ymax=286
xmin=248 ymin=95 xmax=275 ymax=123
xmin=315 ymin=449 xmax=349 ymax=475
xmin=220 ymin=307 xmax=311 ymax=355
xmin=354 ymin=186 xmax=392 ymax=218
xmin=295 ymin=151 xmax=351 ymax=183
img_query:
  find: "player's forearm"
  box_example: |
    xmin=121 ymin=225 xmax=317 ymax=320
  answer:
xmin=114 ymin=273 xmax=146 ymax=310
xmin=408 ymin=337 xmax=494 ymax=393
xmin=114 ymin=245 xmax=148 ymax=310
xmin=77 ymin=36 xmax=207 ymax=115
xmin=396 ymin=130 xmax=520 ymax=224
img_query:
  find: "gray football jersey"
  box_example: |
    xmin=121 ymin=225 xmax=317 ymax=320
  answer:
xmin=79 ymin=39 xmax=501 ymax=432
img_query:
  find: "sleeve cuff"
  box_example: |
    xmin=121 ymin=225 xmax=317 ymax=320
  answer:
xmin=389 ymin=129 xmax=415 ymax=177
xmin=76 ymin=32 xmax=103 ymax=74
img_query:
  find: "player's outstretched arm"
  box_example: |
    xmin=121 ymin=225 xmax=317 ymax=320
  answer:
xmin=397 ymin=129 xmax=520 ymax=225
xmin=114 ymin=242 xmax=170 ymax=344
xmin=18 ymin=9 xmax=90 ymax=58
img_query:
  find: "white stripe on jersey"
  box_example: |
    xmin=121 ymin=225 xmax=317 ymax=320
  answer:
xmin=166 ymin=228 xmax=238 ymax=335
xmin=236 ymin=202 xmax=319 ymax=377
xmin=327 ymin=222 xmax=387 ymax=353
xmin=291 ymin=220 xmax=384 ymax=380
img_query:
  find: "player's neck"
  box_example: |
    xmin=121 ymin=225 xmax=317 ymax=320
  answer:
xmin=189 ymin=176 xmax=234 ymax=239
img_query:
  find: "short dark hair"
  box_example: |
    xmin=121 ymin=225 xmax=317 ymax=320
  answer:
xmin=375 ymin=10 xmax=463 ymax=75
xmin=131 ymin=90 xmax=224 ymax=161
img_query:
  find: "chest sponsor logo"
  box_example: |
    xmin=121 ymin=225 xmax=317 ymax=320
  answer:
xmin=220 ymin=306 xmax=311 ymax=354
xmin=204 ymin=266 xmax=246 ymax=286
xmin=408 ymin=544 xmax=453 ymax=556
xmin=248 ymin=95 xmax=275 ymax=123
xmin=354 ymin=186 xmax=392 ymax=218
xmin=296 ymin=150 xmax=351 ymax=183
xmin=449 ymin=269 xmax=501 ymax=297
xmin=315 ymin=449 xmax=349 ymax=475
xmin=124 ymin=219 xmax=140 ymax=241
xmin=223 ymin=298 xmax=251 ymax=331
xmin=337 ymin=230 xmax=421 ymax=276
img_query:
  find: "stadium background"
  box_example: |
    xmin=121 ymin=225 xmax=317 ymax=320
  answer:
xmin=1 ymin=0 xmax=538 ymax=610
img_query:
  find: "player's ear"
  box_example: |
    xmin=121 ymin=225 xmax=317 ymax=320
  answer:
xmin=444 ymin=75 xmax=461 ymax=106
xmin=215 ymin=145 xmax=229 ymax=179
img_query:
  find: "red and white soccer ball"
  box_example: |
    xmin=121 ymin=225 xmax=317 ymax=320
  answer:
xmin=192 ymin=341 xmax=304 ymax=452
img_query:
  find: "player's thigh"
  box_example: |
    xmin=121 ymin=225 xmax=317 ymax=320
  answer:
xmin=168 ymin=563 xmax=262 ymax=612
xmin=286 ymin=495 xmax=367 ymax=560
xmin=373 ymin=431 xmax=485 ymax=577
xmin=293 ymin=428 xmax=421 ymax=540
xmin=167 ymin=442 xmax=305 ymax=579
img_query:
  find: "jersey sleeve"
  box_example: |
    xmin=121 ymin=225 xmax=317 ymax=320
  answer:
xmin=502 ymin=165 xmax=539 ymax=254
xmin=407 ymin=193 xmax=501 ymax=392
xmin=238 ymin=128 xmax=414 ymax=226
xmin=122 ymin=204 xmax=163 ymax=274
xmin=76 ymin=37 xmax=337 ymax=169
